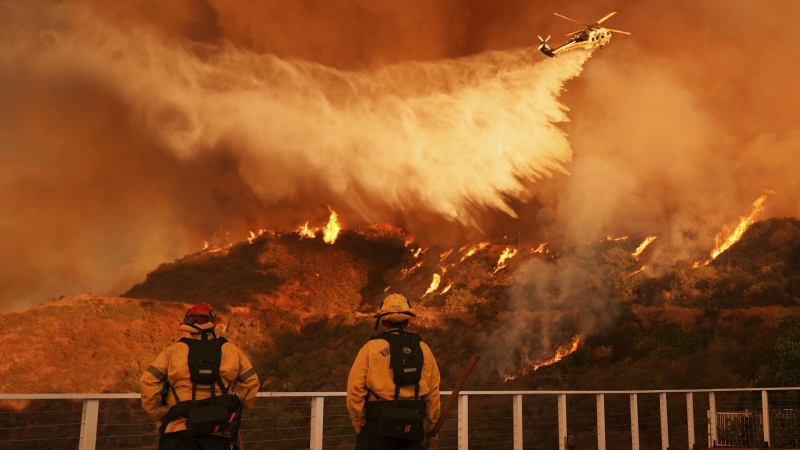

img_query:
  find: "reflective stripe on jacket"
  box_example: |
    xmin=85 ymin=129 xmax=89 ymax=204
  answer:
xmin=346 ymin=334 xmax=441 ymax=432
xmin=140 ymin=335 xmax=260 ymax=433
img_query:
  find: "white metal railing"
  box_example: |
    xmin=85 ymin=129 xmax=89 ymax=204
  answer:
xmin=3 ymin=388 xmax=800 ymax=449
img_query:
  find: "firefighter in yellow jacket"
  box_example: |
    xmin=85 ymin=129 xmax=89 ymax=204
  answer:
xmin=140 ymin=303 xmax=259 ymax=450
xmin=347 ymin=294 xmax=440 ymax=450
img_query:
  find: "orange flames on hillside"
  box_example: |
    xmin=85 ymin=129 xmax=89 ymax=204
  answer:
xmin=629 ymin=266 xmax=646 ymax=276
xmin=294 ymin=208 xmax=342 ymax=244
xmin=398 ymin=261 xmax=424 ymax=280
xmin=247 ymin=229 xmax=269 ymax=244
xmin=322 ymin=209 xmax=341 ymax=244
xmin=632 ymin=236 xmax=658 ymax=259
xmin=202 ymin=241 xmax=222 ymax=253
xmin=532 ymin=243 xmax=548 ymax=254
xmin=696 ymin=190 xmax=776 ymax=266
xmin=298 ymin=222 xmax=316 ymax=239
xmin=492 ymin=247 xmax=518 ymax=275
xmin=423 ymin=273 xmax=442 ymax=296
xmin=460 ymin=242 xmax=489 ymax=262
xmin=502 ymin=335 xmax=581 ymax=382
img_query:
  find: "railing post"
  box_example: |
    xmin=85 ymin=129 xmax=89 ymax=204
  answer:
xmin=513 ymin=394 xmax=523 ymax=450
xmin=310 ymin=396 xmax=324 ymax=450
xmin=458 ymin=394 xmax=469 ymax=450
xmin=597 ymin=393 xmax=606 ymax=450
xmin=687 ymin=392 xmax=695 ymax=450
xmin=558 ymin=394 xmax=567 ymax=450
xmin=709 ymin=392 xmax=717 ymax=448
xmin=630 ymin=393 xmax=640 ymax=450
xmin=79 ymin=399 xmax=99 ymax=450
xmin=762 ymin=390 xmax=771 ymax=448
xmin=660 ymin=393 xmax=670 ymax=450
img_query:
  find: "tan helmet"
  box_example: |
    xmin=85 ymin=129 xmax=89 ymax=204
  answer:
xmin=374 ymin=293 xmax=416 ymax=329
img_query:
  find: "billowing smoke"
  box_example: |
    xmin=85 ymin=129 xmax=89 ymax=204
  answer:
xmin=0 ymin=1 xmax=588 ymax=310
xmin=1 ymin=0 xmax=800 ymax=321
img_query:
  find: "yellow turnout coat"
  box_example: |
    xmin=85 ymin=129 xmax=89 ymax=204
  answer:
xmin=140 ymin=327 xmax=259 ymax=434
xmin=346 ymin=331 xmax=441 ymax=433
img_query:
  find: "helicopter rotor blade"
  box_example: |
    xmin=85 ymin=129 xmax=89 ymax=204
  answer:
xmin=604 ymin=28 xmax=631 ymax=35
xmin=595 ymin=11 xmax=617 ymax=25
xmin=537 ymin=34 xmax=551 ymax=50
xmin=554 ymin=13 xmax=588 ymax=26
xmin=565 ymin=29 xmax=585 ymax=36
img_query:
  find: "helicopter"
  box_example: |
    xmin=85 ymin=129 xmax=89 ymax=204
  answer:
xmin=538 ymin=11 xmax=630 ymax=57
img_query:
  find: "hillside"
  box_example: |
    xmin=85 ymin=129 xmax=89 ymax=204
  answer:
xmin=1 ymin=218 xmax=799 ymax=396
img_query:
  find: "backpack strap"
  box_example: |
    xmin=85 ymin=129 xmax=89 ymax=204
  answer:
xmin=214 ymin=338 xmax=229 ymax=396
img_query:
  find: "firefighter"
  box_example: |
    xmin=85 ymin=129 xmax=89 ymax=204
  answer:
xmin=347 ymin=293 xmax=441 ymax=450
xmin=140 ymin=303 xmax=260 ymax=450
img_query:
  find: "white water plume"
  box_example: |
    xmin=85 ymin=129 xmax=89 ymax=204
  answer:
xmin=6 ymin=5 xmax=591 ymax=226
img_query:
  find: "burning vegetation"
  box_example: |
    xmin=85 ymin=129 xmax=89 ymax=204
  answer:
xmin=708 ymin=190 xmax=776 ymax=262
xmin=491 ymin=247 xmax=519 ymax=275
xmin=293 ymin=208 xmax=342 ymax=244
xmin=632 ymin=236 xmax=658 ymax=259
xmin=503 ymin=335 xmax=582 ymax=382
xmin=697 ymin=190 xmax=776 ymax=267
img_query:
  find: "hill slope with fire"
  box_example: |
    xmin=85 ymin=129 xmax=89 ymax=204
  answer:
xmin=1 ymin=217 xmax=800 ymax=394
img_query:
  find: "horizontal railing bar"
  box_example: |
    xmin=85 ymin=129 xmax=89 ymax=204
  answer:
xmin=0 ymin=393 xmax=141 ymax=400
xmin=3 ymin=386 xmax=800 ymax=400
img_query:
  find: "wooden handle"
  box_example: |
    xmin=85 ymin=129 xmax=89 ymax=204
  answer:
xmin=237 ymin=431 xmax=245 ymax=450
xmin=422 ymin=354 xmax=480 ymax=450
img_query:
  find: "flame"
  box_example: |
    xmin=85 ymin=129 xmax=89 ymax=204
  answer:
xmin=704 ymin=190 xmax=776 ymax=265
xmin=247 ymin=229 xmax=268 ymax=244
xmin=399 ymin=261 xmax=424 ymax=280
xmin=294 ymin=208 xmax=341 ymax=244
xmin=384 ymin=286 xmax=391 ymax=292
xmin=632 ymin=236 xmax=658 ymax=259
xmin=460 ymin=242 xmax=490 ymax=262
xmin=441 ymin=284 xmax=452 ymax=294
xmin=532 ymin=243 xmax=547 ymax=254
xmin=502 ymin=335 xmax=581 ymax=382
xmin=413 ymin=248 xmax=423 ymax=258
xmin=606 ymin=235 xmax=629 ymax=242
xmin=629 ymin=266 xmax=646 ymax=276
xmin=297 ymin=221 xmax=317 ymax=239
xmin=423 ymin=273 xmax=442 ymax=296
xmin=439 ymin=249 xmax=454 ymax=263
xmin=322 ymin=208 xmax=341 ymax=244
xmin=492 ymin=247 xmax=519 ymax=274
xmin=202 ymin=240 xmax=223 ymax=253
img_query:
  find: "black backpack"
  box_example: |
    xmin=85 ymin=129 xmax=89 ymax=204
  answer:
xmin=369 ymin=329 xmax=426 ymax=440
xmin=371 ymin=329 xmax=425 ymax=393
xmin=161 ymin=332 xmax=241 ymax=436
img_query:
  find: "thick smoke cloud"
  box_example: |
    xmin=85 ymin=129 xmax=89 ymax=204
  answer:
xmin=2 ymin=0 xmax=800 ymax=314
xmin=0 ymin=1 xmax=585 ymax=310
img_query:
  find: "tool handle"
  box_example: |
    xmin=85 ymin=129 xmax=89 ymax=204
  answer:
xmin=422 ymin=354 xmax=480 ymax=450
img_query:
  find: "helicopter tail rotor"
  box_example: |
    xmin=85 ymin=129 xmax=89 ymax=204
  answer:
xmin=537 ymin=34 xmax=551 ymax=50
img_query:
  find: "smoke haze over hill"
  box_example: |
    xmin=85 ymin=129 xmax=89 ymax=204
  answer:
xmin=1 ymin=0 xmax=800 ymax=310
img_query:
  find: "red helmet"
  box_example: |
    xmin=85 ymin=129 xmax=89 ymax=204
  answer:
xmin=183 ymin=302 xmax=221 ymax=326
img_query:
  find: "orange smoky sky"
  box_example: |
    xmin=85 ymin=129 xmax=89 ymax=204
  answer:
xmin=1 ymin=0 xmax=799 ymax=310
